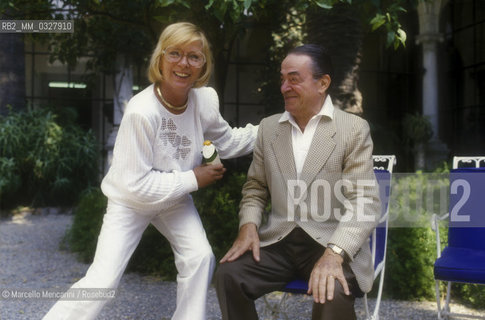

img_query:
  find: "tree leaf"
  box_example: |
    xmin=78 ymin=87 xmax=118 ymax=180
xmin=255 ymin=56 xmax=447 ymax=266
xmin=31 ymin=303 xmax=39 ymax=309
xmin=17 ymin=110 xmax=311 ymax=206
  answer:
xmin=153 ymin=15 xmax=169 ymax=23
xmin=370 ymin=13 xmax=386 ymax=31
xmin=386 ymin=30 xmax=395 ymax=47
xmin=230 ymin=1 xmax=242 ymax=22
xmin=397 ymin=28 xmax=406 ymax=42
xmin=157 ymin=0 xmax=175 ymax=8
xmin=313 ymin=0 xmax=333 ymax=9
xmin=205 ymin=0 xmax=215 ymax=10
xmin=179 ymin=0 xmax=191 ymax=9
xmin=212 ymin=1 xmax=228 ymax=22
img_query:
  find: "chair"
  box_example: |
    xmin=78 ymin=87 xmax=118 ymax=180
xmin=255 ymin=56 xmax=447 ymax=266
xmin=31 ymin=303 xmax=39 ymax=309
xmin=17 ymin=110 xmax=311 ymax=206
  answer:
xmin=431 ymin=156 xmax=485 ymax=320
xmin=262 ymin=155 xmax=396 ymax=320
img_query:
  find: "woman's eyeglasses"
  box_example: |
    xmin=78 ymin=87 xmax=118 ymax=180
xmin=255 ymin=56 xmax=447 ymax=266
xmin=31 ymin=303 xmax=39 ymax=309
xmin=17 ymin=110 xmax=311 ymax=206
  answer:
xmin=162 ymin=47 xmax=206 ymax=68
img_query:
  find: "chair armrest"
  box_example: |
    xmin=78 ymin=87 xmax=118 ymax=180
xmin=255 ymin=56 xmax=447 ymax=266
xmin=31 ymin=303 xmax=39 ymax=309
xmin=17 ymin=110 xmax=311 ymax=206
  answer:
xmin=431 ymin=213 xmax=449 ymax=258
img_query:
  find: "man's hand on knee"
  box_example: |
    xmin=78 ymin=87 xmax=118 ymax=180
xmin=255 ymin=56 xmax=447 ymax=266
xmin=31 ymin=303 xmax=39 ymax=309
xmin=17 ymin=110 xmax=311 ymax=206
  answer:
xmin=307 ymin=248 xmax=350 ymax=304
xmin=220 ymin=223 xmax=260 ymax=263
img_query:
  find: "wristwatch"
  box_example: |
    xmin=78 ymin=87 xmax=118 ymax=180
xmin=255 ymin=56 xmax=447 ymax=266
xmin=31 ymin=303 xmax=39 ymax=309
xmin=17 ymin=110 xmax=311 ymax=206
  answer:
xmin=328 ymin=244 xmax=346 ymax=260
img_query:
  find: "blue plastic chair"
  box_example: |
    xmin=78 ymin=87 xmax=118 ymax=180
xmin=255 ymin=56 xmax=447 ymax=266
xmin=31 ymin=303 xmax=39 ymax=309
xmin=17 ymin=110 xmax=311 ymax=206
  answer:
xmin=431 ymin=157 xmax=485 ymax=320
xmin=263 ymin=155 xmax=395 ymax=320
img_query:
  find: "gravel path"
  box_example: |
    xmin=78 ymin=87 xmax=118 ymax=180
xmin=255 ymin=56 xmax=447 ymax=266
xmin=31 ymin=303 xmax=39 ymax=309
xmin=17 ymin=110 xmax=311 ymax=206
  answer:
xmin=1 ymin=211 xmax=484 ymax=320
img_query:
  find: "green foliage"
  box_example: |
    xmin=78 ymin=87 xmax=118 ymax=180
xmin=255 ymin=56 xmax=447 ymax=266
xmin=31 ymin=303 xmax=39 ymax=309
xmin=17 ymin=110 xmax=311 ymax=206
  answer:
xmin=368 ymin=1 xmax=408 ymax=49
xmin=195 ymin=171 xmax=246 ymax=260
xmin=257 ymin=1 xmax=308 ymax=115
xmin=0 ymin=0 xmax=55 ymax=20
xmin=390 ymin=168 xmax=450 ymax=227
xmin=403 ymin=113 xmax=434 ymax=144
xmin=65 ymin=187 xmax=107 ymax=262
xmin=0 ymin=0 xmax=59 ymax=45
xmin=312 ymin=0 xmax=409 ymax=48
xmin=385 ymin=227 xmax=438 ymax=300
xmin=204 ymin=0 xmax=412 ymax=49
xmin=48 ymin=0 xmax=155 ymax=74
xmin=0 ymin=107 xmax=99 ymax=209
xmin=127 ymin=225 xmax=177 ymax=280
xmin=0 ymin=157 xmax=21 ymax=200
xmin=270 ymin=5 xmax=307 ymax=57
xmin=203 ymin=0 xmax=272 ymax=23
xmin=385 ymin=166 xmax=449 ymax=300
xmin=452 ymin=283 xmax=485 ymax=309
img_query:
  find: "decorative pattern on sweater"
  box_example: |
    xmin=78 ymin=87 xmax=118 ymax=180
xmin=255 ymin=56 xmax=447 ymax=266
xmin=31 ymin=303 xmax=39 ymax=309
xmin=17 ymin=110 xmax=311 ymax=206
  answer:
xmin=159 ymin=117 xmax=192 ymax=160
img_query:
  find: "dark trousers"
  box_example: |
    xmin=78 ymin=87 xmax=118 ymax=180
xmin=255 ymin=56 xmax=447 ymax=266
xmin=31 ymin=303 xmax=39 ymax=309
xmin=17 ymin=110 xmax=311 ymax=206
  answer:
xmin=215 ymin=228 xmax=360 ymax=320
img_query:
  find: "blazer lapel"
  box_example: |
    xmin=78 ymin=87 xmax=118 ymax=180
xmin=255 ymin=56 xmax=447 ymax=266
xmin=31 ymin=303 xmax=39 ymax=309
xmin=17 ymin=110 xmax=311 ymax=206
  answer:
xmin=300 ymin=117 xmax=336 ymax=186
xmin=271 ymin=121 xmax=297 ymax=182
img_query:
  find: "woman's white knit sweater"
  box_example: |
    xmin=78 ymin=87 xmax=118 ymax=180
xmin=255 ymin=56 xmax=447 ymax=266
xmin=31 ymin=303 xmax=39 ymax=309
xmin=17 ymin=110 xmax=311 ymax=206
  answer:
xmin=101 ymin=84 xmax=258 ymax=212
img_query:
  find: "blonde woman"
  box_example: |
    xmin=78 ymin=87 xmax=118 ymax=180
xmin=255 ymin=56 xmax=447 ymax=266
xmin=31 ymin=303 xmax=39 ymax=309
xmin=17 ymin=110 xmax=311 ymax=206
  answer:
xmin=43 ymin=22 xmax=257 ymax=320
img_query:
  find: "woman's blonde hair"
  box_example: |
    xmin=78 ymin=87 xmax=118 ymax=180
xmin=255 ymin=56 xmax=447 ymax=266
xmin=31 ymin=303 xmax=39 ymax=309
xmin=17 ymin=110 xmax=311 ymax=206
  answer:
xmin=148 ymin=22 xmax=213 ymax=88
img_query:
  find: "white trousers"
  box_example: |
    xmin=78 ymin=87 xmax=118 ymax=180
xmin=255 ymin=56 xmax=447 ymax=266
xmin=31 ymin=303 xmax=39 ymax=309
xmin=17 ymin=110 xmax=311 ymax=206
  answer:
xmin=43 ymin=198 xmax=216 ymax=320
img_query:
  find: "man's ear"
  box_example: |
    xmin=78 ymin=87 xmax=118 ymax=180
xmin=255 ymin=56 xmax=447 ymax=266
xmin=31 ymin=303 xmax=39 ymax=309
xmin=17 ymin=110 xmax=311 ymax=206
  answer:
xmin=319 ymin=74 xmax=331 ymax=95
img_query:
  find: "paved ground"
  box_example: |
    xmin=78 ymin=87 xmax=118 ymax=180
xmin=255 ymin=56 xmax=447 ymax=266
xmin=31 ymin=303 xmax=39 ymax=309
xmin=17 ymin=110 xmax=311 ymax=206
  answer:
xmin=1 ymin=211 xmax=484 ymax=320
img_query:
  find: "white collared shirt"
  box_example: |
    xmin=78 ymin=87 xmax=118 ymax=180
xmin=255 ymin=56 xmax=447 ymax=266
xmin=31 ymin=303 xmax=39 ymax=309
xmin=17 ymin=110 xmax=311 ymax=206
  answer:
xmin=279 ymin=96 xmax=335 ymax=177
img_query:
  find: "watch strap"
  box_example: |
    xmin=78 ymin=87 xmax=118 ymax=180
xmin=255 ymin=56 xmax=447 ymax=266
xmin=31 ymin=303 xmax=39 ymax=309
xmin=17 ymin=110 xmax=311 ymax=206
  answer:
xmin=328 ymin=243 xmax=347 ymax=260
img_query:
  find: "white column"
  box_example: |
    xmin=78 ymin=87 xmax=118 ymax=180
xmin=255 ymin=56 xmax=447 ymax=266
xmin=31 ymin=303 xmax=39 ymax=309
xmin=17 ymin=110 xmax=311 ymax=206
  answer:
xmin=416 ymin=0 xmax=443 ymax=140
xmin=105 ymin=56 xmax=133 ymax=172
xmin=421 ymin=40 xmax=440 ymax=138
xmin=415 ymin=0 xmax=449 ymax=169
xmin=113 ymin=63 xmax=133 ymax=126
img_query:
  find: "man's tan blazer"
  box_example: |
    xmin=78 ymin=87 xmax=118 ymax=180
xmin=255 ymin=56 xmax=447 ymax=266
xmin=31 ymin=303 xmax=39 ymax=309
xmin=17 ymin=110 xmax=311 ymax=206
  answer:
xmin=238 ymin=107 xmax=381 ymax=293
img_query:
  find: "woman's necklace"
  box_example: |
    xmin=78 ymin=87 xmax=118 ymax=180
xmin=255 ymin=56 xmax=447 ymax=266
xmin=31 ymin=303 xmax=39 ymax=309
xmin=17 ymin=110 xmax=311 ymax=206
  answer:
xmin=156 ymin=85 xmax=188 ymax=111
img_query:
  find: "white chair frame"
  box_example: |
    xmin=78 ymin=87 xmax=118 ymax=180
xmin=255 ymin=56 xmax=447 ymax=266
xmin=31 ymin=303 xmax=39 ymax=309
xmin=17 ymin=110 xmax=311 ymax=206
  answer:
xmin=364 ymin=155 xmax=395 ymax=320
xmin=452 ymin=156 xmax=485 ymax=169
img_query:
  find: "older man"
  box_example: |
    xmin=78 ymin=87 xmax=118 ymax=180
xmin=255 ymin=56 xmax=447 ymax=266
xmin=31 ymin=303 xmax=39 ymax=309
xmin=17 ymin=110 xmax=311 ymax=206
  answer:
xmin=215 ymin=44 xmax=381 ymax=320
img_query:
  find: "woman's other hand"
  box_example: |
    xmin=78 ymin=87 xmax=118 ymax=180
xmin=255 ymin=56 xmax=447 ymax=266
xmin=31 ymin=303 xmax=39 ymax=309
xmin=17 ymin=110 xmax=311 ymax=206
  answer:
xmin=193 ymin=163 xmax=226 ymax=188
